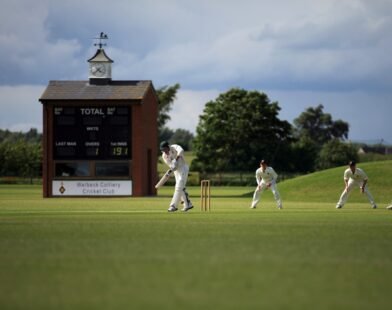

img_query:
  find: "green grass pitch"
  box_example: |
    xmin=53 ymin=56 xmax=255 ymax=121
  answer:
xmin=1 ymin=161 xmax=392 ymax=310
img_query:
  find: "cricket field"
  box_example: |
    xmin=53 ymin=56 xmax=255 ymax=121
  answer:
xmin=1 ymin=162 xmax=392 ymax=310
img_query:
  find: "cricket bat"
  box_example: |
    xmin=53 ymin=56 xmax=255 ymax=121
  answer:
xmin=155 ymin=169 xmax=173 ymax=189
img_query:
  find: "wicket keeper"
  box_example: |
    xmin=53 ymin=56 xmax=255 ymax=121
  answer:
xmin=160 ymin=141 xmax=193 ymax=212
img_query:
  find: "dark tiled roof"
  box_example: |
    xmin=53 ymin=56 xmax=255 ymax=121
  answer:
xmin=40 ymin=80 xmax=153 ymax=101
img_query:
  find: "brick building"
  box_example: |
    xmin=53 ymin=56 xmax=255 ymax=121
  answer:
xmin=39 ymin=37 xmax=158 ymax=197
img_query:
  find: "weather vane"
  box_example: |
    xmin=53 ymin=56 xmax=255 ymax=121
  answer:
xmin=94 ymin=32 xmax=108 ymax=49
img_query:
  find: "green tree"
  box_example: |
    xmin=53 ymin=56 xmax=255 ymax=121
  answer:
xmin=159 ymin=127 xmax=174 ymax=146
xmin=169 ymin=129 xmax=194 ymax=151
xmin=156 ymin=83 xmax=180 ymax=132
xmin=0 ymin=128 xmax=42 ymax=143
xmin=0 ymin=140 xmax=42 ymax=182
xmin=24 ymin=128 xmax=42 ymax=143
xmin=191 ymin=88 xmax=292 ymax=172
xmin=318 ymin=139 xmax=358 ymax=170
xmin=0 ymin=129 xmax=12 ymax=142
xmin=293 ymin=104 xmax=349 ymax=146
xmin=284 ymin=137 xmax=319 ymax=173
xmin=20 ymin=141 xmax=42 ymax=182
xmin=0 ymin=141 xmax=19 ymax=176
xmin=156 ymin=83 xmax=181 ymax=145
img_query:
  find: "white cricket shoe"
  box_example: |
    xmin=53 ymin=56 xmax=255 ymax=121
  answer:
xmin=250 ymin=205 xmax=256 ymax=209
xmin=167 ymin=205 xmax=178 ymax=212
xmin=278 ymin=205 xmax=283 ymax=209
xmin=182 ymin=204 xmax=194 ymax=212
xmin=387 ymin=205 xmax=392 ymax=210
xmin=372 ymin=204 xmax=377 ymax=209
xmin=336 ymin=204 xmax=342 ymax=209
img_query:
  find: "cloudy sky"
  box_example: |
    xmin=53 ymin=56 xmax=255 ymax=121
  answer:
xmin=1 ymin=0 xmax=392 ymax=143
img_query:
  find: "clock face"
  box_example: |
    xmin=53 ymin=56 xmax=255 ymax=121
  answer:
xmin=91 ymin=63 xmax=106 ymax=77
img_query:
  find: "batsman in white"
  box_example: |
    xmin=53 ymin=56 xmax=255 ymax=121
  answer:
xmin=160 ymin=141 xmax=193 ymax=212
xmin=250 ymin=159 xmax=282 ymax=209
xmin=336 ymin=161 xmax=377 ymax=209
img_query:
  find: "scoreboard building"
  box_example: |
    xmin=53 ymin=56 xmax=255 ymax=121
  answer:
xmin=39 ymin=35 xmax=158 ymax=197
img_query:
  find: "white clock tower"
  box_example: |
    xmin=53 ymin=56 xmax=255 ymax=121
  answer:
xmin=88 ymin=32 xmax=113 ymax=83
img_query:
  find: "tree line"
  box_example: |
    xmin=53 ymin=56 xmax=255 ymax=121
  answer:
xmin=190 ymin=88 xmax=358 ymax=173
xmin=157 ymin=85 xmax=359 ymax=173
xmin=0 ymin=129 xmax=42 ymax=181
xmin=1 ymin=85 xmax=359 ymax=180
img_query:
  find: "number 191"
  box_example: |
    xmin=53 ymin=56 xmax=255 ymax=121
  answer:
xmin=112 ymin=147 xmax=128 ymax=156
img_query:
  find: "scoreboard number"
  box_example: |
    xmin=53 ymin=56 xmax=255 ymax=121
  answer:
xmin=111 ymin=147 xmax=128 ymax=156
xmin=53 ymin=107 xmax=131 ymax=160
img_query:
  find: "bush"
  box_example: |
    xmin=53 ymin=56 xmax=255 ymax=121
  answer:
xmin=317 ymin=139 xmax=358 ymax=169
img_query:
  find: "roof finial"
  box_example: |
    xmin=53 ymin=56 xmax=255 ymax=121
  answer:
xmin=94 ymin=32 xmax=108 ymax=49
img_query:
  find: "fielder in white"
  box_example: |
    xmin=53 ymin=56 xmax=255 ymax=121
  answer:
xmin=160 ymin=141 xmax=193 ymax=212
xmin=336 ymin=161 xmax=377 ymax=209
xmin=251 ymin=160 xmax=282 ymax=209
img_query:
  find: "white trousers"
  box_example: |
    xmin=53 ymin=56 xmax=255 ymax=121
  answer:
xmin=170 ymin=164 xmax=192 ymax=208
xmin=251 ymin=181 xmax=282 ymax=208
xmin=337 ymin=179 xmax=376 ymax=207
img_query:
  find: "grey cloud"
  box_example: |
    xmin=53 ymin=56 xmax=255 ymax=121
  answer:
xmin=1 ymin=0 xmax=392 ymax=92
xmin=1 ymin=0 xmax=392 ymax=142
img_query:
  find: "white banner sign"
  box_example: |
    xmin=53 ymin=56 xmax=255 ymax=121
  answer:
xmin=52 ymin=180 xmax=132 ymax=196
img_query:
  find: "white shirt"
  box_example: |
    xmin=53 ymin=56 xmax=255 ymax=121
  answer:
xmin=162 ymin=144 xmax=186 ymax=170
xmin=344 ymin=167 xmax=368 ymax=182
xmin=255 ymin=166 xmax=278 ymax=185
